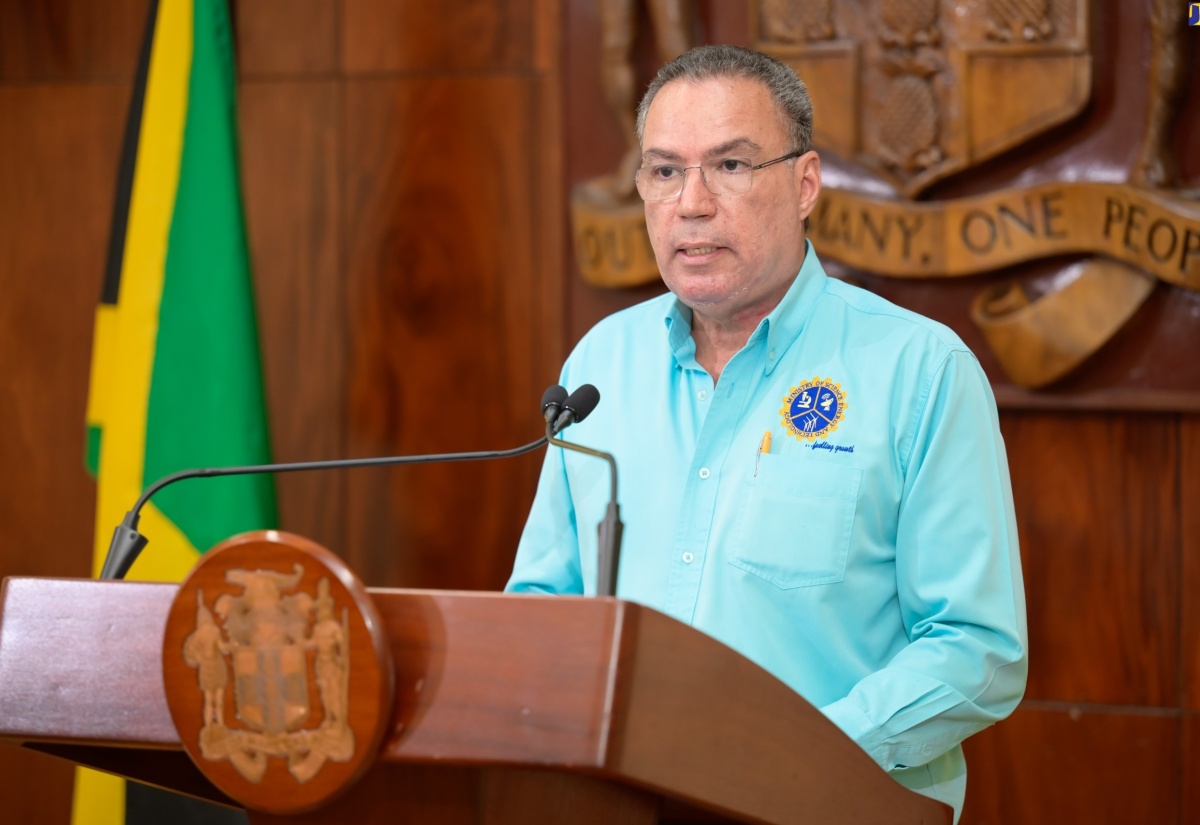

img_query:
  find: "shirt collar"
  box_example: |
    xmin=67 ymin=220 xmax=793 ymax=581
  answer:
xmin=759 ymin=239 xmax=828 ymax=375
xmin=662 ymin=239 xmax=828 ymax=375
xmin=665 ymin=299 xmax=695 ymax=364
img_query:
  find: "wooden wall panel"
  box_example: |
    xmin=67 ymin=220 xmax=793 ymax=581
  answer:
xmin=1188 ymin=417 xmax=1200 ymax=825
xmin=1183 ymin=415 xmax=1200 ymax=710
xmin=342 ymin=0 xmax=534 ymax=73
xmin=0 ymin=86 xmax=129 ymax=581
xmin=965 ymin=413 xmax=1186 ymax=822
xmin=1185 ymin=713 xmax=1200 ymax=823
xmin=236 ymin=0 xmax=339 ymax=76
xmin=999 ymin=412 xmax=1179 ymax=707
xmin=0 ymin=0 xmax=147 ymax=81
xmin=239 ymin=81 xmax=347 ymax=554
xmin=530 ymin=0 xmax=567 ymax=392
xmin=962 ymin=706 xmax=1179 ymax=824
xmin=0 ymin=80 xmax=131 ymax=825
xmin=341 ymin=76 xmax=548 ymax=588
xmin=0 ymin=747 xmax=74 ymax=825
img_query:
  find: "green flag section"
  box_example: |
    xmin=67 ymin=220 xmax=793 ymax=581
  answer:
xmin=78 ymin=1 xmax=275 ymax=823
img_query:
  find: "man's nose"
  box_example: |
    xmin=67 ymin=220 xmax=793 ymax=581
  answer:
xmin=677 ymin=165 xmax=717 ymax=216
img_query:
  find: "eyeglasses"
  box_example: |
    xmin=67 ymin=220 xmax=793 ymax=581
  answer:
xmin=633 ymin=150 xmax=803 ymax=201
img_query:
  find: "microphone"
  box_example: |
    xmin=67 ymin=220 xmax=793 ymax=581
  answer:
xmin=551 ymin=383 xmax=600 ymax=434
xmin=541 ymin=384 xmax=568 ymax=425
xmin=546 ymin=384 xmax=623 ymax=598
xmin=98 ymin=391 xmax=563 ymax=581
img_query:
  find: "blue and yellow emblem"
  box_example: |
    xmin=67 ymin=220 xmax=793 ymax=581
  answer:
xmin=781 ymin=378 xmax=847 ymax=441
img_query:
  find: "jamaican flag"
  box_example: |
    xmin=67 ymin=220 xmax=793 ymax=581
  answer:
xmin=78 ymin=0 xmax=275 ymax=822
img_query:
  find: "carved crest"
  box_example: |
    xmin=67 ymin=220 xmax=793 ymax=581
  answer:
xmin=182 ymin=566 xmax=354 ymax=784
xmin=163 ymin=532 xmax=393 ymax=815
xmin=753 ymin=0 xmax=1091 ymax=196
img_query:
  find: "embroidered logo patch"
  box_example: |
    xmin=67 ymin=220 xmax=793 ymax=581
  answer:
xmin=780 ymin=378 xmax=847 ymax=441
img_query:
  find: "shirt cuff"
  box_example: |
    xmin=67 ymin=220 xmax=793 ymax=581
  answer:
xmin=820 ymin=696 xmax=887 ymax=768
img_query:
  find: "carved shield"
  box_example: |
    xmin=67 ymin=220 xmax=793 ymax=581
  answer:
xmin=233 ymin=644 xmax=310 ymax=734
xmin=753 ymin=0 xmax=1091 ymax=197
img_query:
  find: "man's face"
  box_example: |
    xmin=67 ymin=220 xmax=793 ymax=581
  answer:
xmin=641 ymin=76 xmax=820 ymax=327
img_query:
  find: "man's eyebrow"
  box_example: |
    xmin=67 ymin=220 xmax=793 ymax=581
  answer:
xmin=709 ymin=138 xmax=763 ymax=156
xmin=642 ymin=138 xmax=765 ymax=164
xmin=641 ymin=148 xmax=683 ymax=163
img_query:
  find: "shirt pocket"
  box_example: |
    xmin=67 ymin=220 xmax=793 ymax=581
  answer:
xmin=728 ymin=454 xmax=862 ymax=589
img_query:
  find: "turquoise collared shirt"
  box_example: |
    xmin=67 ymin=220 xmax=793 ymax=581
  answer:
xmin=507 ymin=244 xmax=1027 ymax=821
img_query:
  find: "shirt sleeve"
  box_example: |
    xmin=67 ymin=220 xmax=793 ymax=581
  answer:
xmin=820 ymin=349 xmax=1028 ymax=771
xmin=504 ymin=429 xmax=586 ymax=595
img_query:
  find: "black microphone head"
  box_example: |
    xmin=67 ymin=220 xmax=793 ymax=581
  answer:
xmin=541 ymin=384 xmax=568 ymax=416
xmin=563 ymin=384 xmax=601 ymax=423
xmin=542 ymin=384 xmax=568 ymax=424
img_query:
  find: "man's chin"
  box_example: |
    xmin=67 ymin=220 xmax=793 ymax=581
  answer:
xmin=671 ymin=289 xmax=735 ymax=317
xmin=662 ymin=272 xmax=726 ymax=301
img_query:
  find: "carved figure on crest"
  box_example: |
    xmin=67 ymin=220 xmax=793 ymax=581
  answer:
xmin=182 ymin=590 xmax=228 ymax=728
xmin=598 ymin=0 xmax=693 ymax=199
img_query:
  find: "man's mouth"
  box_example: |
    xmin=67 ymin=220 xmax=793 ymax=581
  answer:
xmin=682 ymin=246 xmax=719 ymax=257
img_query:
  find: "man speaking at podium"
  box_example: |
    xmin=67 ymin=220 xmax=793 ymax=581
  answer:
xmin=507 ymin=45 xmax=1027 ymax=822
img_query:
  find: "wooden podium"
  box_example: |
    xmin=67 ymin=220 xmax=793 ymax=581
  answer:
xmin=0 ymin=532 xmax=951 ymax=824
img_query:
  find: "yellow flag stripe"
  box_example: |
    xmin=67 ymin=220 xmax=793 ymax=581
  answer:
xmin=77 ymin=3 xmax=198 ymax=823
xmin=70 ymin=768 xmax=125 ymax=825
xmin=92 ymin=0 xmax=197 ymax=576
xmin=84 ymin=306 xmax=119 ymax=434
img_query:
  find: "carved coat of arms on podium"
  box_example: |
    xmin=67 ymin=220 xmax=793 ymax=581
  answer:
xmin=163 ymin=532 xmax=393 ymax=815
xmin=182 ymin=565 xmax=353 ymax=784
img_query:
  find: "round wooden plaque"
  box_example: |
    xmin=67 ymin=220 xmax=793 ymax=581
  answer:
xmin=162 ymin=531 xmax=394 ymax=815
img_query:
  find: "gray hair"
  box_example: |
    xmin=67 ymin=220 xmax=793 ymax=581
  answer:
xmin=635 ymin=45 xmax=814 ymax=154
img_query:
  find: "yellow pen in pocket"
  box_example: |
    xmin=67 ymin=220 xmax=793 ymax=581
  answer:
xmin=754 ymin=430 xmax=772 ymax=477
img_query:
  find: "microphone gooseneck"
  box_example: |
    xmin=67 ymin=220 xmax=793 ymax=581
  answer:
xmin=101 ymin=382 xmax=625 ymax=601
xmin=98 ymin=427 xmax=555 ymax=582
xmin=546 ymin=384 xmax=623 ymax=598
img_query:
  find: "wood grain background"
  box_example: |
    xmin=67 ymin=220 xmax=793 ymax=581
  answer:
xmin=0 ymin=1 xmax=1197 ymax=822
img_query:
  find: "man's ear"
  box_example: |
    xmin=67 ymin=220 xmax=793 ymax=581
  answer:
xmin=794 ymin=151 xmax=822 ymax=221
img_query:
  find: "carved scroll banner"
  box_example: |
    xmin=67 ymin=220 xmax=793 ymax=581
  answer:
xmin=812 ymin=182 xmax=1198 ymax=387
xmin=162 ymin=531 xmax=394 ymax=815
xmin=573 ymin=176 xmax=660 ymax=287
xmin=577 ymin=183 xmax=1200 ymax=285
xmin=970 ymin=259 xmax=1155 ymax=389
xmin=811 ymin=183 xmax=1200 ymax=289
xmin=575 ymin=168 xmax=1200 ymax=290
xmin=574 ymin=175 xmax=1199 ymax=387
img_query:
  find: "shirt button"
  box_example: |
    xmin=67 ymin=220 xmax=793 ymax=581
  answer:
xmin=682 ymin=552 xmax=695 ymax=563
xmin=698 ymin=467 xmax=710 ymax=479
xmin=697 ymin=389 xmax=708 ymax=400
xmin=768 ymin=349 xmax=777 ymax=360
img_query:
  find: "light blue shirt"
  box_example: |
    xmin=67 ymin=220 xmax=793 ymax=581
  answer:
xmin=507 ymin=244 xmax=1027 ymax=821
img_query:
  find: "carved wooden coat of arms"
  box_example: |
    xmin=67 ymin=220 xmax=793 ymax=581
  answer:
xmin=163 ymin=532 xmax=393 ymax=815
xmin=755 ymin=0 xmax=1199 ymax=394
xmin=183 ymin=567 xmax=353 ymax=784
